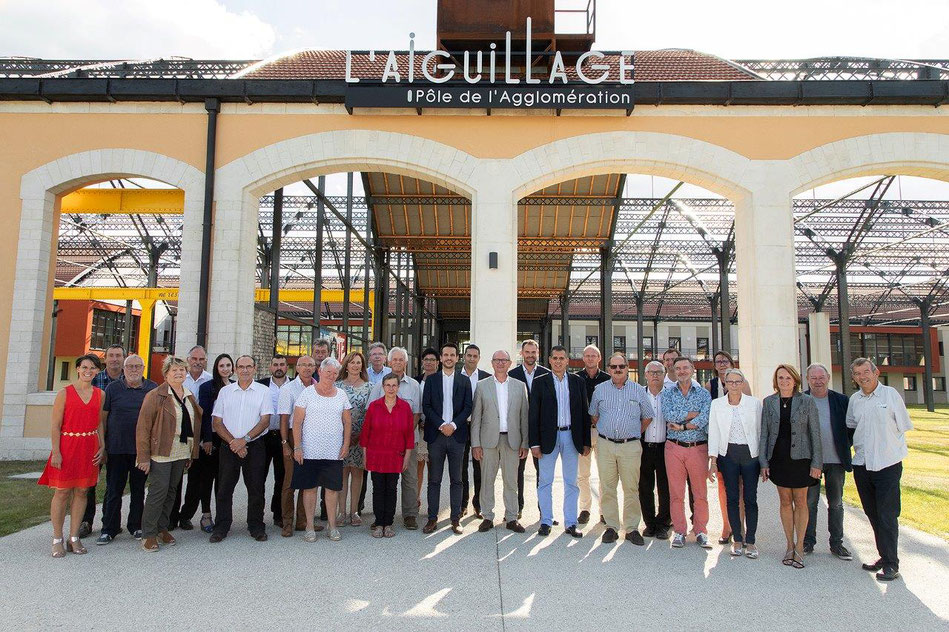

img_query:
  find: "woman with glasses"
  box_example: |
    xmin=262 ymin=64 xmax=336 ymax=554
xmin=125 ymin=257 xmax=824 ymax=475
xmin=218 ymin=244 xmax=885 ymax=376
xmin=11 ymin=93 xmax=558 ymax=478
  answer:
xmin=708 ymin=369 xmax=762 ymax=558
xmin=704 ymin=350 xmax=751 ymax=544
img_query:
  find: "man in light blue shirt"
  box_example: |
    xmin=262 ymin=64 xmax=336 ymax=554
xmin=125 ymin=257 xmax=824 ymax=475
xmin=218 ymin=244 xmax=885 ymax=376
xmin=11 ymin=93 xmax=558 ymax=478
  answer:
xmin=367 ymin=342 xmax=392 ymax=385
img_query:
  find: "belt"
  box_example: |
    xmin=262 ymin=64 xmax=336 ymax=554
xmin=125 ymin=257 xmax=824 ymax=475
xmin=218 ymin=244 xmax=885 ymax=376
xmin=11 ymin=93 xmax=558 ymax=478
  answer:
xmin=641 ymin=440 xmax=666 ymax=447
xmin=668 ymin=438 xmax=707 ymax=448
xmin=62 ymin=430 xmax=98 ymax=437
xmin=599 ymin=434 xmax=638 ymax=444
xmin=557 ymin=426 xmax=571 ymax=431
xmin=499 ymin=431 xmax=508 ymax=435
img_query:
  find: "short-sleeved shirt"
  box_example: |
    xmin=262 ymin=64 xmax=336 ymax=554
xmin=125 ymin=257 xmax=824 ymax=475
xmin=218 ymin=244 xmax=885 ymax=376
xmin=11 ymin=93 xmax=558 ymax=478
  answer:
xmin=278 ymin=377 xmax=315 ymax=426
xmin=294 ymin=386 xmax=353 ymax=460
xmin=184 ymin=370 xmax=212 ymax=393
xmin=211 ymin=381 xmax=273 ymax=441
xmin=369 ymin=374 xmax=421 ymax=414
xmin=847 ymin=382 xmax=913 ymax=471
xmin=103 ymin=378 xmax=157 ymax=454
xmin=588 ymin=379 xmax=654 ymax=440
xmin=93 ymin=370 xmax=123 ymax=391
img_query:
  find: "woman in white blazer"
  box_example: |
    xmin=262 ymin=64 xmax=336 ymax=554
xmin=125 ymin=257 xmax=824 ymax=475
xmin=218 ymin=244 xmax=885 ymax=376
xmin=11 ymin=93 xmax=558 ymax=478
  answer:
xmin=708 ymin=369 xmax=763 ymax=558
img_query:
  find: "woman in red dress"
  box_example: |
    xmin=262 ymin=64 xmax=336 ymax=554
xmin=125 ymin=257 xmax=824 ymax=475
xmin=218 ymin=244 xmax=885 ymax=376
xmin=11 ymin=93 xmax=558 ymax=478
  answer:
xmin=38 ymin=354 xmax=107 ymax=557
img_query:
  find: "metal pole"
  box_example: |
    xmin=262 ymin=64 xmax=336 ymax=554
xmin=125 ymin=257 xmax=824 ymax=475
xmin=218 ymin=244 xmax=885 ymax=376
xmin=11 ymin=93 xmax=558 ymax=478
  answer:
xmin=46 ymin=300 xmax=59 ymax=390
xmin=362 ymin=201 xmax=372 ymax=348
xmin=197 ymin=98 xmax=219 ymax=349
xmin=312 ymin=176 xmax=325 ymax=349
xmin=122 ymin=299 xmax=133 ymax=353
xmin=394 ymin=251 xmax=404 ymax=348
xmin=342 ymin=173 xmax=353 ymax=354
xmin=270 ymin=188 xmax=283 ymax=354
xmin=710 ymin=293 xmax=720 ymax=358
xmin=560 ymin=293 xmax=570 ymax=354
xmin=600 ymin=247 xmax=613 ymax=357
xmin=717 ymin=250 xmax=731 ymax=355
xmin=919 ymin=299 xmax=935 ymax=412
xmin=413 ymin=274 xmax=424 ymax=367
xmin=635 ymin=295 xmax=645 ymax=385
xmin=835 ymin=256 xmax=853 ymax=396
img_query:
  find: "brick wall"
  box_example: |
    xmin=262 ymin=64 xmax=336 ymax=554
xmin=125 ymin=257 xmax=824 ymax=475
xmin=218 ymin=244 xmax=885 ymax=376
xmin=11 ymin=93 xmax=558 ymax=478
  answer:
xmin=253 ymin=307 xmax=276 ymax=378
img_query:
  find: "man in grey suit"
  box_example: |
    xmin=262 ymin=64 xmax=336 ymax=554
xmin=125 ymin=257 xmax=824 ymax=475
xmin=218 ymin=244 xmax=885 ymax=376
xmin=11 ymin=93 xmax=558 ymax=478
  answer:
xmin=471 ymin=349 xmax=529 ymax=533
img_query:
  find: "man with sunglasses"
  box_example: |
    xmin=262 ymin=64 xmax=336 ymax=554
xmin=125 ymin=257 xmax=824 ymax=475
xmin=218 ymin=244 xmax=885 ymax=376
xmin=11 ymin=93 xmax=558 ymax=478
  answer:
xmin=588 ymin=353 xmax=654 ymax=545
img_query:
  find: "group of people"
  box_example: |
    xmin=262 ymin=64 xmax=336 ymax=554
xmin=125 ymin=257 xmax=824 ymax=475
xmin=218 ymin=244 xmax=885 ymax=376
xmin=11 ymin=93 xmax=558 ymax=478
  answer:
xmin=39 ymin=339 xmax=912 ymax=581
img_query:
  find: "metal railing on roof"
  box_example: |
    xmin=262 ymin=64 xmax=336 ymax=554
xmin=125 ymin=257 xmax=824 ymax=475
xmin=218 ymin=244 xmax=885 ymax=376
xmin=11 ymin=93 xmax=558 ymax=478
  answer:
xmin=0 ymin=57 xmax=256 ymax=79
xmin=736 ymin=57 xmax=949 ymax=81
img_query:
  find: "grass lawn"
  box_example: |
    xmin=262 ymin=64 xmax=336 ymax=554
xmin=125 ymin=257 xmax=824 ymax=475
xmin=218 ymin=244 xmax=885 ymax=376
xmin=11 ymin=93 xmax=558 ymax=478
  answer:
xmin=842 ymin=405 xmax=949 ymax=541
xmin=0 ymin=460 xmax=107 ymax=538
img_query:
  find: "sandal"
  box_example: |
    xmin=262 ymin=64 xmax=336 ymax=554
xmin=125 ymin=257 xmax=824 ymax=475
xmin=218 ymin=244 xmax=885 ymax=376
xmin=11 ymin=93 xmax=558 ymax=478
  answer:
xmin=66 ymin=536 xmax=87 ymax=555
xmin=781 ymin=548 xmax=794 ymax=566
xmin=790 ymin=551 xmax=805 ymax=569
xmin=383 ymin=526 xmax=395 ymax=538
xmin=719 ymin=533 xmax=732 ymax=545
xmin=350 ymin=514 xmax=363 ymax=527
xmin=371 ymin=526 xmax=384 ymax=538
xmin=730 ymin=542 xmax=744 ymax=556
xmin=337 ymin=514 xmax=350 ymax=527
xmin=51 ymin=537 xmax=66 ymax=558
xmin=745 ymin=545 xmax=759 ymax=559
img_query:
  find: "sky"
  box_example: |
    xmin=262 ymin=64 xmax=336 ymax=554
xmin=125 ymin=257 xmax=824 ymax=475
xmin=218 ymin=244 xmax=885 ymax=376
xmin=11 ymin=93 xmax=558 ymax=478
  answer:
xmin=1 ymin=0 xmax=946 ymax=60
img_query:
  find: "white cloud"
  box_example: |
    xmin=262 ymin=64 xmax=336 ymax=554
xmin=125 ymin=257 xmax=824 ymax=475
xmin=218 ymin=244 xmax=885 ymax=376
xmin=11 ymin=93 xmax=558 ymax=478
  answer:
xmin=0 ymin=0 xmax=277 ymax=59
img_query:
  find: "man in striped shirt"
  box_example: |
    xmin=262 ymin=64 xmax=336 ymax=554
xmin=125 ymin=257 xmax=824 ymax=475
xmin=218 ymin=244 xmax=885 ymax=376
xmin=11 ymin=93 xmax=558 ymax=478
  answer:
xmin=588 ymin=353 xmax=654 ymax=545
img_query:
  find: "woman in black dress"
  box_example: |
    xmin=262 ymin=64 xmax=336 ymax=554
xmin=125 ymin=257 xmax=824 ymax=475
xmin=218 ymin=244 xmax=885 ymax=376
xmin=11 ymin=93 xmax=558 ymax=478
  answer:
xmin=759 ymin=364 xmax=823 ymax=569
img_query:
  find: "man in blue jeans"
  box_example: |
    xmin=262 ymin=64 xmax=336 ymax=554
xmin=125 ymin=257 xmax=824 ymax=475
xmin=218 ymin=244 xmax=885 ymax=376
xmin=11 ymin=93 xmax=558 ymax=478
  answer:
xmin=803 ymin=363 xmax=853 ymax=560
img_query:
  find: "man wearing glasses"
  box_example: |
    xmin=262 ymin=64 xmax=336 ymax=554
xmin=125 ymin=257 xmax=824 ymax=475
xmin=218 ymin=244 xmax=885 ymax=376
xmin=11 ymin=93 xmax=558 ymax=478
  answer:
xmin=588 ymin=353 xmax=654 ymax=545
xmin=640 ymin=360 xmax=673 ymax=540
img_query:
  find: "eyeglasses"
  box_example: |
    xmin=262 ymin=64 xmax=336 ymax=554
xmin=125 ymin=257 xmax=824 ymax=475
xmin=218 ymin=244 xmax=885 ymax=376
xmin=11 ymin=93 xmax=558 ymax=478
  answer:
xmin=492 ymin=358 xmax=511 ymax=363
xmin=724 ymin=380 xmax=744 ymax=386
xmin=645 ymin=370 xmax=664 ymax=375
xmin=715 ymin=359 xmax=731 ymax=365
xmin=608 ymin=364 xmax=627 ymax=369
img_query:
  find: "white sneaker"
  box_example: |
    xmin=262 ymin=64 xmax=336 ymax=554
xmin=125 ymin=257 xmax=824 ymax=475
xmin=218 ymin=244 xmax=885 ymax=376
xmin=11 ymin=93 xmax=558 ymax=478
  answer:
xmin=696 ymin=533 xmax=712 ymax=549
xmin=672 ymin=533 xmax=686 ymax=548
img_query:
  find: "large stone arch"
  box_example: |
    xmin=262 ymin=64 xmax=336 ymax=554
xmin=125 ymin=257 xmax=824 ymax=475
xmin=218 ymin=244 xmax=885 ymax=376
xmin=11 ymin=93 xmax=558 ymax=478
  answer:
xmin=209 ymin=130 xmax=482 ymax=355
xmin=2 ymin=149 xmax=204 ymax=457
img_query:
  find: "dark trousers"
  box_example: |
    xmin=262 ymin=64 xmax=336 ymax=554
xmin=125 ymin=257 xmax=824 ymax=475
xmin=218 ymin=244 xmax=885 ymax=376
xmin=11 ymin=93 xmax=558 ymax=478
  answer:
xmin=717 ymin=444 xmax=760 ymax=545
xmin=371 ymin=471 xmax=400 ymax=527
xmin=638 ymin=441 xmax=672 ymax=530
xmin=427 ymin=434 xmax=465 ymax=521
xmin=101 ymin=453 xmax=146 ymax=536
xmin=517 ymin=455 xmax=541 ymax=513
xmin=141 ymin=459 xmax=187 ymax=538
xmin=178 ymin=445 xmax=218 ymax=521
xmin=262 ymin=430 xmax=286 ymax=521
xmin=805 ymin=462 xmax=846 ymax=548
xmin=853 ymin=462 xmax=903 ymax=570
xmin=82 ymin=465 xmax=102 ymax=525
xmin=461 ymin=439 xmax=482 ymax=512
xmin=214 ymin=439 xmax=266 ymax=538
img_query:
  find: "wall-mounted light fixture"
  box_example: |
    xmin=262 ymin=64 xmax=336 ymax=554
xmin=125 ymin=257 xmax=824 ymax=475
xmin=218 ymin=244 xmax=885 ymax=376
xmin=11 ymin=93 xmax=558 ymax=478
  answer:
xmin=489 ymin=252 xmax=498 ymax=269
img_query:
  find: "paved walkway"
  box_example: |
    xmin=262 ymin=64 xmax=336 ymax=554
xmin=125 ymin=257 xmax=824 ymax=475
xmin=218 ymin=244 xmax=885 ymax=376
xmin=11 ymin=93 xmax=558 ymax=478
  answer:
xmin=2 ymin=464 xmax=947 ymax=630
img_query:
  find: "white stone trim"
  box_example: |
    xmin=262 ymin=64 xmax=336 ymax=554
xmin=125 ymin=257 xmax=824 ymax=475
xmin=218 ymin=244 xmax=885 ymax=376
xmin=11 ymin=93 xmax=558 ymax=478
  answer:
xmin=2 ymin=149 xmax=204 ymax=453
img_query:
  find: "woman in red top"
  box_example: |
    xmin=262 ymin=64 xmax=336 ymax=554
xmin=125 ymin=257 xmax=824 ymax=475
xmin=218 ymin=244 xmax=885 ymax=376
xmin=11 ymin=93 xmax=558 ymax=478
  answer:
xmin=360 ymin=373 xmax=414 ymax=538
xmin=38 ymin=354 xmax=107 ymax=557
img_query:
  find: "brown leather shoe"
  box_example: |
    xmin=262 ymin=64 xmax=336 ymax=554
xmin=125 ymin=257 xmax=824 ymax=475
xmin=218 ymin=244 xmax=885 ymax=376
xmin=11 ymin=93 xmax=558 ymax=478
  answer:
xmin=281 ymin=524 xmax=293 ymax=538
xmin=403 ymin=516 xmax=418 ymax=530
xmin=158 ymin=530 xmax=176 ymax=546
xmin=477 ymin=519 xmax=494 ymax=532
xmin=451 ymin=520 xmax=462 ymax=534
xmin=142 ymin=537 xmax=159 ymax=552
xmin=505 ymin=520 xmax=526 ymax=533
xmin=422 ymin=519 xmax=438 ymax=534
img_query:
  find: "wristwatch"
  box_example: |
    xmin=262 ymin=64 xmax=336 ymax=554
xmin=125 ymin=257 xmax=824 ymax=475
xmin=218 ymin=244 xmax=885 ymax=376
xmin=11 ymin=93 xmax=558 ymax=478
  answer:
xmin=242 ymin=434 xmax=251 ymax=442
xmin=281 ymin=439 xmax=288 ymax=445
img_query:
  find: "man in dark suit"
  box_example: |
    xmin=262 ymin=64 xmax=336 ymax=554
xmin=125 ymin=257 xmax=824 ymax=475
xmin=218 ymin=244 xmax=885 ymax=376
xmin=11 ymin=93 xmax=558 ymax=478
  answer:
xmin=529 ymin=345 xmax=591 ymax=537
xmin=422 ymin=342 xmax=473 ymax=534
xmin=459 ymin=344 xmax=491 ymax=518
xmin=509 ymin=339 xmax=551 ymax=518
xmin=803 ymin=362 xmax=854 ymax=560
xmin=255 ymin=354 xmax=290 ymax=527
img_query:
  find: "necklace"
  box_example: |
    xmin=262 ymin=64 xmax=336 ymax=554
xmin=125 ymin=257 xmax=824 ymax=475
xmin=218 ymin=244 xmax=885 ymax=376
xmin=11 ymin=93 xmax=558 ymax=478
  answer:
xmin=780 ymin=396 xmax=792 ymax=409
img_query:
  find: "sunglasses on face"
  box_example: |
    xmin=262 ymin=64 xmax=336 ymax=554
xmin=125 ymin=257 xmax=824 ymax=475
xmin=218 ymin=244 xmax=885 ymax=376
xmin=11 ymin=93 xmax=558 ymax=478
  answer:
xmin=608 ymin=364 xmax=627 ymax=369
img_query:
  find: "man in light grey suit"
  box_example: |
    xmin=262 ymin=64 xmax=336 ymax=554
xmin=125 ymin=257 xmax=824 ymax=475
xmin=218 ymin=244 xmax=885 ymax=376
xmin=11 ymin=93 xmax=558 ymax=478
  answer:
xmin=471 ymin=349 xmax=530 ymax=533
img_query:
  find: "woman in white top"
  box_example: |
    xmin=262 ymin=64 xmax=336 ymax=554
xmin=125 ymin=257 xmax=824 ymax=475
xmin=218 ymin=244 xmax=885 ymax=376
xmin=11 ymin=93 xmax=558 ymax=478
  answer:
xmin=291 ymin=357 xmax=352 ymax=542
xmin=708 ymin=368 xmax=763 ymax=558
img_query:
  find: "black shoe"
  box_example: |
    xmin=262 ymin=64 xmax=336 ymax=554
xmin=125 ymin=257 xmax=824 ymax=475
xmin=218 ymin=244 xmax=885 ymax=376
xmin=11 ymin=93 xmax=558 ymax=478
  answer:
xmin=656 ymin=528 xmax=671 ymax=540
xmin=565 ymin=525 xmax=583 ymax=538
xmin=803 ymin=541 xmax=814 ymax=555
xmin=253 ymin=533 xmax=268 ymax=542
xmin=831 ymin=545 xmax=853 ymax=561
xmin=178 ymin=519 xmax=194 ymax=531
xmin=274 ymin=518 xmax=284 ymax=528
xmin=862 ymin=559 xmax=884 ymax=572
xmin=602 ymin=528 xmax=619 ymax=543
xmin=209 ymin=533 xmax=225 ymax=543
xmin=477 ymin=519 xmax=494 ymax=532
xmin=625 ymin=530 xmax=645 ymax=546
xmin=77 ymin=521 xmax=92 ymax=539
xmin=642 ymin=525 xmax=656 ymax=538
xmin=552 ymin=520 xmax=559 ymax=526
xmin=578 ymin=510 xmax=591 ymax=524
xmin=876 ymin=567 xmax=900 ymax=582
xmin=718 ymin=534 xmax=732 ymax=545
xmin=506 ymin=520 xmax=526 ymax=533
xmin=538 ymin=524 xmax=551 ymax=537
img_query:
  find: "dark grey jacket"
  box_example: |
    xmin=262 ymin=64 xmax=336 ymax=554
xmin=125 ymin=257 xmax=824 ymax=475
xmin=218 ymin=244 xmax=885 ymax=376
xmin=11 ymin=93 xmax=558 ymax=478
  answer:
xmin=759 ymin=392 xmax=823 ymax=470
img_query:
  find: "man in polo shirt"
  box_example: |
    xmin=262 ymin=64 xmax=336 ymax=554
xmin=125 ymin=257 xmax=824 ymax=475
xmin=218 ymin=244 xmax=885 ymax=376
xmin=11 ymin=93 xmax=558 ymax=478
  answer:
xmin=661 ymin=356 xmax=713 ymax=549
xmin=257 ymin=354 xmax=289 ymax=527
xmin=96 ymin=354 xmax=156 ymax=544
xmin=79 ymin=344 xmax=125 ymax=538
xmin=847 ymin=357 xmax=914 ymax=582
xmin=576 ymin=344 xmax=610 ymax=525
xmin=210 ymin=355 xmax=273 ymax=543
xmin=369 ymin=347 xmax=422 ymax=530
xmin=589 ymin=352 xmax=654 ymax=545
xmin=277 ymin=355 xmax=317 ymax=537
xmin=640 ymin=360 xmax=673 ymax=540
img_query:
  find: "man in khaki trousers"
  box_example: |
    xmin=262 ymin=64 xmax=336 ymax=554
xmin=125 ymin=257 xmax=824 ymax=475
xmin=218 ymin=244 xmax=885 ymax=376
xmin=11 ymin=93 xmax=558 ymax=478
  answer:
xmin=588 ymin=352 xmax=655 ymax=546
xmin=471 ymin=350 xmax=530 ymax=533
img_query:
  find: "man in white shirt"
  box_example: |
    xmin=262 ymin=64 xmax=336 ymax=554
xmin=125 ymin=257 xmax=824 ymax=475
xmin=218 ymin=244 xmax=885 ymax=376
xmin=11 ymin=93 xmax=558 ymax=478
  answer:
xmin=210 ymin=355 xmax=273 ymax=543
xmin=640 ymin=360 xmax=673 ymax=539
xmin=183 ymin=345 xmax=212 ymax=392
xmin=276 ymin=355 xmax=317 ymax=537
xmin=509 ymin=339 xmax=551 ymax=518
xmin=847 ymin=357 xmax=913 ymax=582
xmin=459 ymin=344 xmax=490 ymax=518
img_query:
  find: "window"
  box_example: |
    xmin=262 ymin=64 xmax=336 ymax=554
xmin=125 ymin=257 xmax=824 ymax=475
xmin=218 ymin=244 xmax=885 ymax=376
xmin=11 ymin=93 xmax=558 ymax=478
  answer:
xmin=277 ymin=325 xmax=312 ymax=357
xmin=696 ymin=337 xmax=709 ymax=360
xmin=933 ymin=377 xmax=946 ymax=392
xmin=903 ymin=376 xmax=917 ymax=392
xmin=641 ymin=336 xmax=654 ymax=359
xmin=613 ymin=336 xmax=626 ymax=353
xmin=586 ymin=335 xmax=598 ymax=348
xmin=60 ymin=361 xmax=70 ymax=381
xmin=90 ymin=308 xmax=138 ymax=352
xmin=879 ymin=375 xmax=888 ymax=386
xmin=668 ymin=336 xmax=681 ymax=352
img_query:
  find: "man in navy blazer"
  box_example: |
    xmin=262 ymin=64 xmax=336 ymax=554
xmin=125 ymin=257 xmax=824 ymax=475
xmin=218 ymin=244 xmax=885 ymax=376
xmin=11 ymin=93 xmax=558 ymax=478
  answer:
xmin=529 ymin=345 xmax=591 ymax=537
xmin=509 ymin=339 xmax=551 ymax=518
xmin=422 ymin=342 xmax=473 ymax=534
xmin=803 ymin=362 xmax=854 ymax=560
